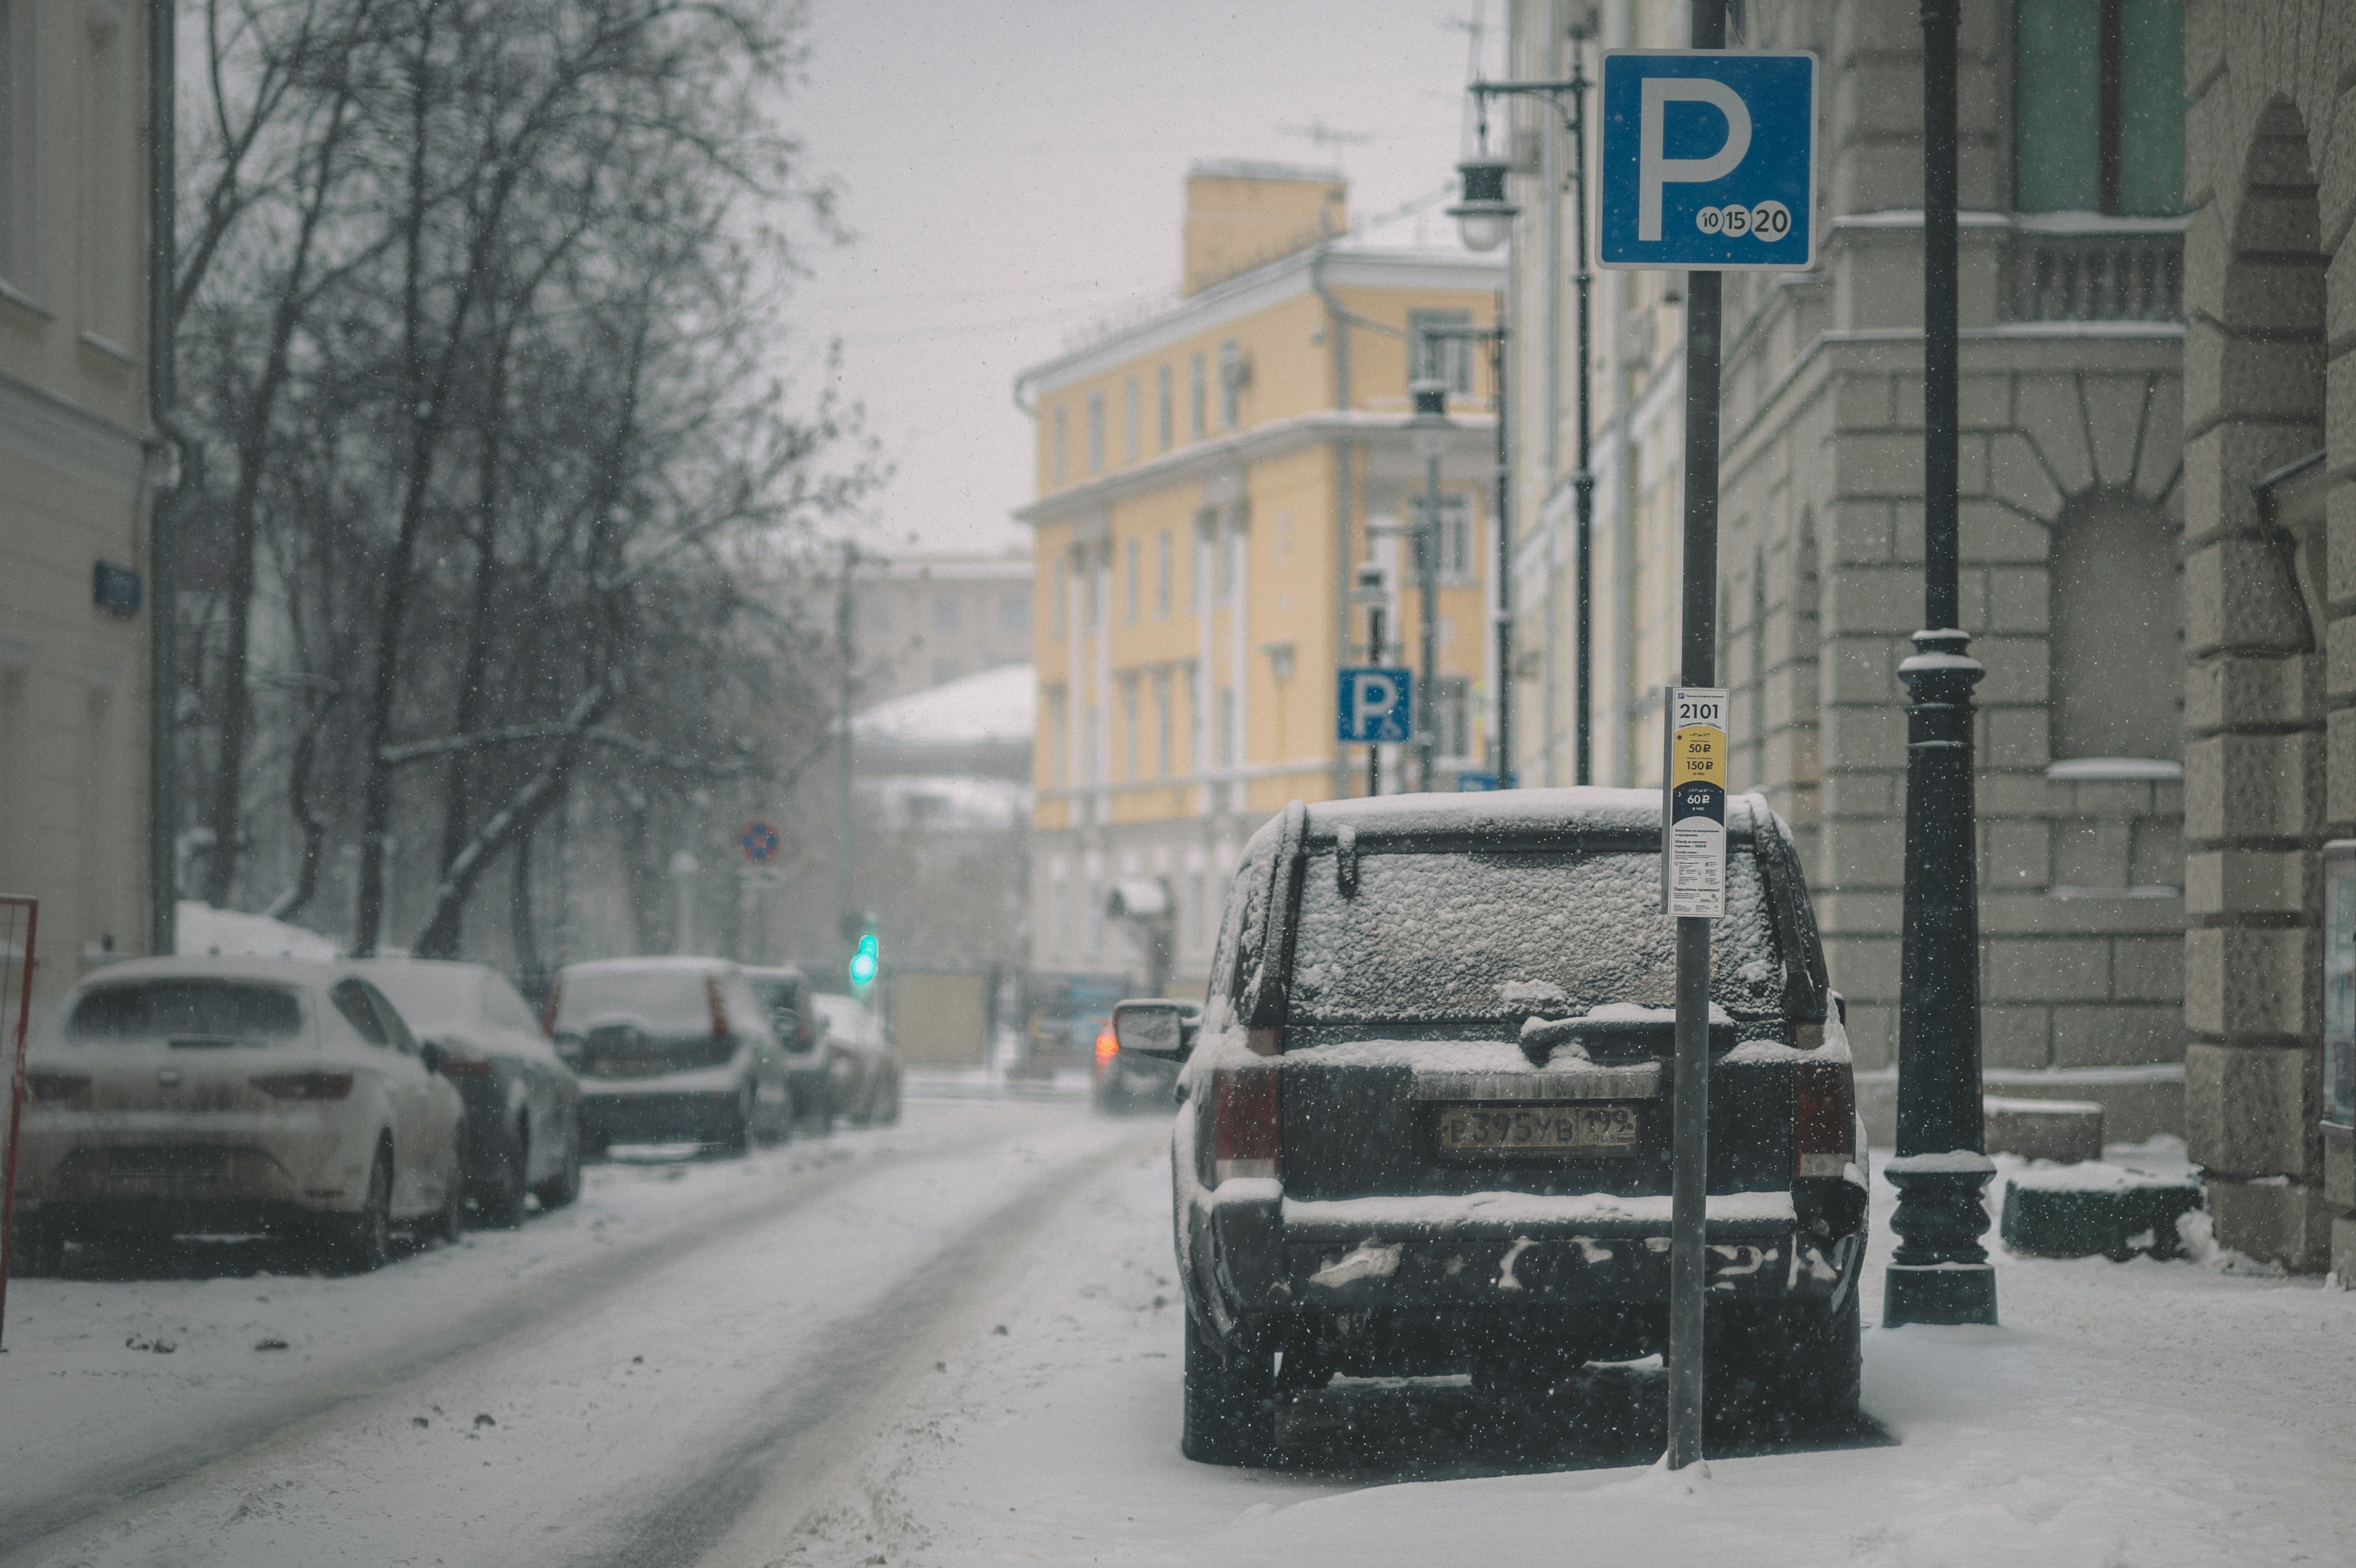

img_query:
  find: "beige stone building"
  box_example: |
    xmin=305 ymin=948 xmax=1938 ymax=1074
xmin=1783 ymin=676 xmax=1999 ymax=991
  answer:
xmin=1500 ymin=4 xmax=2189 ymax=1184
xmin=0 ymin=0 xmax=160 ymax=1003
xmin=852 ymin=549 xmax=1033 ymax=704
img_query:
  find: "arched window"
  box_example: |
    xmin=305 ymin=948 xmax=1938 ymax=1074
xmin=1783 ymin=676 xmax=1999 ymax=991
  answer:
xmin=2049 ymin=492 xmax=2181 ymax=761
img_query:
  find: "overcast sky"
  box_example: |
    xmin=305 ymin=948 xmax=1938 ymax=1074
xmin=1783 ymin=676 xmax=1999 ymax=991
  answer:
xmin=786 ymin=0 xmax=1496 ymax=560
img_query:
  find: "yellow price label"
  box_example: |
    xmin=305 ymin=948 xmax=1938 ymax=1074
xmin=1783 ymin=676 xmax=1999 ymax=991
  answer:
xmin=1671 ymin=724 xmax=1724 ymax=789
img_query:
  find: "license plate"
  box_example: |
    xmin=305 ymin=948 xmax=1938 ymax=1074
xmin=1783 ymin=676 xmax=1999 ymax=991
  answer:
xmin=109 ymin=1147 xmax=229 ymax=1179
xmin=1433 ymin=1103 xmax=1640 ymax=1159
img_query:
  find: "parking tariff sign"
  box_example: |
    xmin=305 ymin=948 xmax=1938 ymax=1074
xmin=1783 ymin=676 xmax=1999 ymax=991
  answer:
xmin=1661 ymin=687 xmax=1729 ymax=920
xmin=1597 ymin=50 xmax=1817 ymax=272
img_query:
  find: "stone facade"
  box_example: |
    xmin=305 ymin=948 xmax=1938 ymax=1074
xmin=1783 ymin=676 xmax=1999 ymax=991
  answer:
xmin=1504 ymin=2 xmax=2189 ymax=1143
xmin=2175 ymin=0 xmax=2354 ymax=1273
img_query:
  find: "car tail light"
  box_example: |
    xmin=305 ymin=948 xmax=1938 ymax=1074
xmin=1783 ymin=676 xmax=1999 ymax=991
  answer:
xmin=251 ymin=1071 xmax=356 ymax=1101
xmin=1095 ymin=1026 xmax=1119 ymax=1064
xmin=706 ymin=975 xmax=731 ymax=1040
xmin=25 ymin=1071 xmax=91 ymax=1104
xmin=1211 ymin=1065 xmax=1279 ymax=1184
xmin=1795 ymin=1056 xmax=1856 ymax=1179
xmin=541 ymin=980 xmax=562 ymax=1039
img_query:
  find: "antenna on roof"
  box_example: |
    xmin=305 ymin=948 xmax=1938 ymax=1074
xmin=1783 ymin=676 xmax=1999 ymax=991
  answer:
xmin=1276 ymin=117 xmax=1375 ymax=158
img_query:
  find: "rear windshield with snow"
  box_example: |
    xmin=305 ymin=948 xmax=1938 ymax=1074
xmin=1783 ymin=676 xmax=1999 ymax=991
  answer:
xmin=66 ymin=980 xmax=306 ymax=1045
xmin=556 ymin=970 xmax=717 ymax=1034
xmin=1284 ymin=847 xmax=1784 ymax=1026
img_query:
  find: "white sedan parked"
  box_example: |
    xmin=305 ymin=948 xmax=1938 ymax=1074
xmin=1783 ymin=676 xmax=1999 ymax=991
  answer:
xmin=11 ymin=957 xmax=465 ymax=1273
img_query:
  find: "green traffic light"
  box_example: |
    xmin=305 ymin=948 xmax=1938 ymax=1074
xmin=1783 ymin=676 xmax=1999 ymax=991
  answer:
xmin=848 ymin=931 xmax=879 ymax=987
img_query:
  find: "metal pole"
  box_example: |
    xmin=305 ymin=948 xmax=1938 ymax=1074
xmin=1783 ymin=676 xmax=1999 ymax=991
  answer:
xmin=1418 ymin=448 xmax=1442 ymax=791
xmin=836 ymin=545 xmax=857 ymax=943
xmin=1492 ymin=315 xmax=1513 ymax=786
xmin=1885 ymin=0 xmax=1997 ymax=1329
xmin=147 ymin=0 xmax=179 ymax=958
xmin=1367 ymin=601 xmax=1385 ymax=796
xmin=1571 ymin=41 xmax=1596 ymax=787
xmin=1666 ymin=0 xmax=1725 ymax=1479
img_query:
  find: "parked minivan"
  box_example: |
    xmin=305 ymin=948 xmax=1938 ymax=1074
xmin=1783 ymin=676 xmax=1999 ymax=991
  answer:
xmin=1114 ymin=788 xmax=1865 ymax=1464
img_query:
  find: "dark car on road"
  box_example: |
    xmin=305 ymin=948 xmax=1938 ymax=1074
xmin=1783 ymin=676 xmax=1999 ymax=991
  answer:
xmin=550 ymin=958 xmax=793 ymax=1155
xmin=1093 ymin=1011 xmax=1179 ymax=1113
xmin=744 ymin=965 xmax=831 ymax=1127
xmin=355 ymin=959 xmax=583 ymax=1225
xmin=1113 ymin=788 xmax=1865 ymax=1465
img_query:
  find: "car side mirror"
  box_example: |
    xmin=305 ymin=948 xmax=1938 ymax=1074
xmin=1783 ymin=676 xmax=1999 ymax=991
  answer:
xmin=419 ymin=1040 xmax=448 ymax=1077
xmin=1112 ymin=1000 xmax=1198 ymax=1061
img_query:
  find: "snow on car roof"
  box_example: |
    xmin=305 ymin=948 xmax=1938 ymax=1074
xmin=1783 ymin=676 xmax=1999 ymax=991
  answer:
xmin=68 ymin=954 xmax=353 ymax=988
xmin=561 ymin=956 xmax=739 ymax=976
xmin=1298 ymin=785 xmax=1768 ymax=844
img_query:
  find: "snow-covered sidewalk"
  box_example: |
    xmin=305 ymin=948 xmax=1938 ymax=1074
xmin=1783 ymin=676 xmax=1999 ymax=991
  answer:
xmin=772 ymin=1135 xmax=2356 ymax=1568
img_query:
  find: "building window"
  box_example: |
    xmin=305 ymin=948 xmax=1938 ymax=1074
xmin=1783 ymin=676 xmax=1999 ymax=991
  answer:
xmin=1217 ymin=686 xmax=1236 ymax=768
xmin=2051 ymin=493 xmax=2182 ymax=759
xmin=1157 ymin=364 xmax=1174 ymax=450
xmin=931 ymin=656 xmax=963 ymax=686
xmin=78 ymin=3 xmax=133 ymax=345
xmin=1410 ymin=493 xmax=1475 ymax=582
xmin=1217 ymin=340 xmax=1242 ymax=428
xmin=1434 ymin=676 xmax=1472 ymax=761
xmin=1047 ymin=689 xmax=1068 ymax=785
xmin=1123 ymin=378 xmax=1140 ymax=464
xmin=1123 ymin=537 xmax=1140 ymax=624
xmin=1080 ymin=545 xmax=1101 ymax=630
xmin=0 ymin=0 xmax=39 ymax=295
xmin=1121 ymin=677 xmax=1140 ymax=781
xmin=2015 ymin=0 xmax=2184 ymax=216
xmin=1052 ymin=406 xmax=1068 ymax=486
xmin=1051 ymin=556 xmax=1066 ymax=642
xmin=1154 ymin=670 xmax=1173 ymax=777
xmin=1409 ymin=309 xmax=1474 ymax=395
xmin=932 ymin=595 xmax=962 ymax=632
xmin=1189 ymin=353 xmax=1207 ymax=439
xmin=1000 ymin=592 xmax=1030 ymax=634
xmin=1155 ymin=530 xmax=1173 ymax=617
xmin=1086 ymin=392 xmax=1105 ymax=473
xmin=866 ymin=598 xmax=895 ymax=635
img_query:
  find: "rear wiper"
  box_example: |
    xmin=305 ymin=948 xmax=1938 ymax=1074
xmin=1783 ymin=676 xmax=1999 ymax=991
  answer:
xmin=168 ymin=1035 xmax=254 ymax=1050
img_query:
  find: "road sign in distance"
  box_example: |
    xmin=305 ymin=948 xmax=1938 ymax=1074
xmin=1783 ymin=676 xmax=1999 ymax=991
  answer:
xmin=1337 ymin=666 xmax=1414 ymax=745
xmin=1661 ymin=686 xmax=1729 ymax=920
xmin=1598 ymin=50 xmax=1817 ymax=272
xmin=738 ymin=820 xmax=780 ymax=864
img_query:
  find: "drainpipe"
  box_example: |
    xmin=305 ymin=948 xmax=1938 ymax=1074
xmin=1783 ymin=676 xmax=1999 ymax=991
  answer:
xmin=1313 ymin=246 xmax=1355 ymax=799
xmin=147 ymin=0 xmax=186 ymax=956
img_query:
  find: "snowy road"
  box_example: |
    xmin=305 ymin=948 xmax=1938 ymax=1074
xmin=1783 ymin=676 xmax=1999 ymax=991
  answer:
xmin=7 ymin=1099 xmax=2356 ymax=1568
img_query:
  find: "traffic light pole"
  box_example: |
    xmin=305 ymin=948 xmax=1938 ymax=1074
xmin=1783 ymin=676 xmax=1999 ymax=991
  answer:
xmin=1666 ymin=0 xmax=1725 ymax=1481
xmin=836 ymin=544 xmax=857 ymax=949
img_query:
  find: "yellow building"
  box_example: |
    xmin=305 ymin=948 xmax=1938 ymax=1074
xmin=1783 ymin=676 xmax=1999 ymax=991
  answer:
xmin=1015 ymin=162 xmax=1503 ymax=992
xmin=0 ymin=0 xmax=160 ymax=1002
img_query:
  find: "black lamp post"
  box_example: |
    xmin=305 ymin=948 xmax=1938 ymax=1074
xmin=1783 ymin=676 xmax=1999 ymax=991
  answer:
xmin=1883 ymin=0 xmax=1998 ymax=1328
xmin=1407 ymin=378 xmax=1451 ymax=791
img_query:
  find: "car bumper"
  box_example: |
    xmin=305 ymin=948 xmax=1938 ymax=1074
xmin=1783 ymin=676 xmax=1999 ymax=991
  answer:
xmin=1193 ymin=1183 xmax=1860 ymax=1321
xmin=15 ymin=1110 xmax=375 ymax=1224
xmin=580 ymin=1088 xmax=742 ymax=1143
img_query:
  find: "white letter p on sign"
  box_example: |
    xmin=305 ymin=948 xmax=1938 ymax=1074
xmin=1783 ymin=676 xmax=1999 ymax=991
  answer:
xmin=1351 ymin=673 xmax=1396 ymax=735
xmin=1637 ymin=77 xmax=1752 ymax=242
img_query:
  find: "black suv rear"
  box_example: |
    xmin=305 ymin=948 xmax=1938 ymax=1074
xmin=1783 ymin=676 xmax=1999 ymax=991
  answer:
xmin=1115 ymin=787 xmax=1866 ymax=1465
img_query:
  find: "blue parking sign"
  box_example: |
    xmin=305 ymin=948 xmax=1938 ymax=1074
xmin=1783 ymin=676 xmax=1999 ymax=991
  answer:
xmin=1336 ymin=666 xmax=1413 ymax=745
xmin=1597 ymin=50 xmax=1817 ymax=272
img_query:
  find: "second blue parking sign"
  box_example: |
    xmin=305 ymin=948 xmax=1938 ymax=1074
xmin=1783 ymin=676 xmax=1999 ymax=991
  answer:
xmin=1597 ymin=50 xmax=1817 ymax=272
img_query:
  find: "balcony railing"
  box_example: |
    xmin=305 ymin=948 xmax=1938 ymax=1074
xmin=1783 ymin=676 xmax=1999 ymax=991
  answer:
xmin=2005 ymin=222 xmax=2184 ymax=324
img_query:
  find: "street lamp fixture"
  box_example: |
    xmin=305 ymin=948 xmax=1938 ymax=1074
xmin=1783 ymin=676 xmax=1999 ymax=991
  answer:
xmin=1448 ymin=149 xmax=1517 ymax=254
xmin=1407 ymin=377 xmax=1451 ymax=790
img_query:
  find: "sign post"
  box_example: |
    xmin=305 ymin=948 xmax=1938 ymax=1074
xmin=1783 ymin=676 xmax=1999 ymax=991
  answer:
xmin=1597 ymin=6 xmax=1815 ymax=1470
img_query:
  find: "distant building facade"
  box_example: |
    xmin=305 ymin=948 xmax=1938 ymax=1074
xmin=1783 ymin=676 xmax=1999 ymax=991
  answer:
xmin=0 ymin=0 xmax=159 ymax=1001
xmin=1015 ymin=162 xmax=1503 ymax=992
xmin=1502 ymin=6 xmax=2188 ymax=1163
xmin=853 ymin=550 xmax=1033 ymax=703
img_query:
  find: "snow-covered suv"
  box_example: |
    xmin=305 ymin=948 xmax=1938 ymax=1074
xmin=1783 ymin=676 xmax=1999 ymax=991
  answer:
xmin=1114 ymin=788 xmax=1866 ymax=1465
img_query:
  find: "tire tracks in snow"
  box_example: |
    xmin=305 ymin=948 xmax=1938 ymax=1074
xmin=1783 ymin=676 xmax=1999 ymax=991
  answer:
xmin=577 ymin=1124 xmax=1163 ymax=1568
xmin=0 ymin=1109 xmax=1089 ymax=1565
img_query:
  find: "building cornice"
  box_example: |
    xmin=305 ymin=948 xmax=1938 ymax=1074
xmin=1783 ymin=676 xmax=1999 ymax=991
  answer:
xmin=0 ymin=365 xmax=154 ymax=501
xmin=1015 ymin=241 xmax=1502 ymax=402
xmin=1016 ymin=408 xmax=1498 ymax=527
